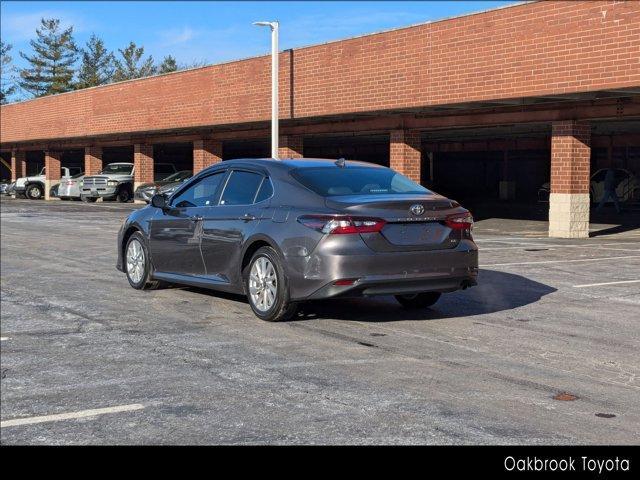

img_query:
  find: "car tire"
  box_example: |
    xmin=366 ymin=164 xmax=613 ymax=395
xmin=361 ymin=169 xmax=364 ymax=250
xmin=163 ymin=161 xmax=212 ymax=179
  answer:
xmin=125 ymin=231 xmax=161 ymax=290
xmin=117 ymin=186 xmax=132 ymax=203
xmin=25 ymin=184 xmax=43 ymax=200
xmin=81 ymin=195 xmax=98 ymax=203
xmin=244 ymin=246 xmax=298 ymax=322
xmin=395 ymin=292 xmax=441 ymax=309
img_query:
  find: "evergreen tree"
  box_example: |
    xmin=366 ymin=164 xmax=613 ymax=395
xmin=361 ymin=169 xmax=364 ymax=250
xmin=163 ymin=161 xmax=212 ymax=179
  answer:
xmin=158 ymin=55 xmax=178 ymax=74
xmin=19 ymin=18 xmax=77 ymax=97
xmin=76 ymin=34 xmax=115 ymax=89
xmin=113 ymin=42 xmax=156 ymax=81
xmin=1 ymin=41 xmax=17 ymax=103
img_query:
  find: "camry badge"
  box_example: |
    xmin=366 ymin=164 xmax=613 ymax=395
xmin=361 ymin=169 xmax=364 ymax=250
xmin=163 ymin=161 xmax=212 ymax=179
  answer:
xmin=410 ymin=204 xmax=425 ymax=216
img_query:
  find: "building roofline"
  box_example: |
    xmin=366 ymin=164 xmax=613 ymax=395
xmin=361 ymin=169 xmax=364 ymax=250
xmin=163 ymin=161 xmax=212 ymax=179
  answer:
xmin=2 ymin=1 xmax=531 ymax=107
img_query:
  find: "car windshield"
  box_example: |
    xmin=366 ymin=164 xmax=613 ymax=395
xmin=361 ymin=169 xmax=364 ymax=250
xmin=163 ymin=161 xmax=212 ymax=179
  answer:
xmin=100 ymin=164 xmax=133 ymax=175
xmin=162 ymin=170 xmax=191 ymax=182
xmin=291 ymin=166 xmax=431 ymax=196
xmin=71 ymin=172 xmax=84 ymax=179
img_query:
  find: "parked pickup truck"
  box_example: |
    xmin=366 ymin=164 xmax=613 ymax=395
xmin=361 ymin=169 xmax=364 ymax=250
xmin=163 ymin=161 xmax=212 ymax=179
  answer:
xmin=80 ymin=162 xmax=177 ymax=203
xmin=15 ymin=166 xmax=81 ymax=200
xmin=81 ymin=163 xmax=135 ymax=203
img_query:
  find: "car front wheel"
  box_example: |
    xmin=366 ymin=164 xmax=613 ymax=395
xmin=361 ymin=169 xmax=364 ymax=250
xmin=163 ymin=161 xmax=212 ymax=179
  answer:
xmin=245 ymin=246 xmax=297 ymax=322
xmin=117 ymin=186 xmax=132 ymax=203
xmin=25 ymin=184 xmax=43 ymax=200
xmin=395 ymin=292 xmax=441 ymax=309
xmin=125 ymin=232 xmax=160 ymax=290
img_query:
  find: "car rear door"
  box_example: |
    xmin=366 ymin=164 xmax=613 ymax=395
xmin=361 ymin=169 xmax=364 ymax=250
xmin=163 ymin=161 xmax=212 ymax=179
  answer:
xmin=198 ymin=169 xmax=272 ymax=285
xmin=148 ymin=171 xmax=226 ymax=276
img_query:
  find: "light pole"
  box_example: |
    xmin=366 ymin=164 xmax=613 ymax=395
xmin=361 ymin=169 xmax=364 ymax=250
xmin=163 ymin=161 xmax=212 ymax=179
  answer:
xmin=253 ymin=20 xmax=279 ymax=159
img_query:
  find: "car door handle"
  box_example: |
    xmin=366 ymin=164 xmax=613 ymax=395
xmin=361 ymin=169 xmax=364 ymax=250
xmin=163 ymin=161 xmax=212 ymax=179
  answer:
xmin=240 ymin=214 xmax=257 ymax=221
xmin=189 ymin=215 xmax=203 ymax=222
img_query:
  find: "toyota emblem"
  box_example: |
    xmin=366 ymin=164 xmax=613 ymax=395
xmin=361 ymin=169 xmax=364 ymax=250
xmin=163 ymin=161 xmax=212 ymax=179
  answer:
xmin=410 ymin=204 xmax=424 ymax=216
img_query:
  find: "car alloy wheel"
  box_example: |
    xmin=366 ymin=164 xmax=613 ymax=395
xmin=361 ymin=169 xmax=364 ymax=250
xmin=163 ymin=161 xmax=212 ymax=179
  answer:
xmin=249 ymin=256 xmax=278 ymax=312
xmin=27 ymin=185 xmax=42 ymax=199
xmin=126 ymin=238 xmax=145 ymax=285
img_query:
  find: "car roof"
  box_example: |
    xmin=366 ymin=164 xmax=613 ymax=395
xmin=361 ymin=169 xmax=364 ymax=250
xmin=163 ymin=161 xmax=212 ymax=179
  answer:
xmin=216 ymin=158 xmax=386 ymax=171
xmin=106 ymin=162 xmax=134 ymax=166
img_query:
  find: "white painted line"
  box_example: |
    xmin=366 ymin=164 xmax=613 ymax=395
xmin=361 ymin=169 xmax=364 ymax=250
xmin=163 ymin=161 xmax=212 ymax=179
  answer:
xmin=482 ymin=255 xmax=640 ymax=267
xmin=573 ymin=280 xmax=640 ymax=288
xmin=0 ymin=404 xmax=145 ymax=428
xmin=0 ymin=337 xmax=8 ymax=341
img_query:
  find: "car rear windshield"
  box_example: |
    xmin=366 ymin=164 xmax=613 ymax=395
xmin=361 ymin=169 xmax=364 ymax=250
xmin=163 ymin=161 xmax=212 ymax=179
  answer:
xmin=100 ymin=164 xmax=133 ymax=175
xmin=290 ymin=166 xmax=431 ymax=197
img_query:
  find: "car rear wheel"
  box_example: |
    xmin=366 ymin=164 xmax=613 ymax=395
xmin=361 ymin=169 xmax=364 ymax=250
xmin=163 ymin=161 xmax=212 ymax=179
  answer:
xmin=125 ymin=232 xmax=161 ymax=290
xmin=395 ymin=292 xmax=441 ymax=309
xmin=25 ymin=184 xmax=43 ymax=200
xmin=245 ymin=246 xmax=297 ymax=322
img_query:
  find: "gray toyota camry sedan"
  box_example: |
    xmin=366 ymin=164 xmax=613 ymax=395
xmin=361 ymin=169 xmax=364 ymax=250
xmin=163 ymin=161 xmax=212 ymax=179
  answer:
xmin=117 ymin=158 xmax=478 ymax=321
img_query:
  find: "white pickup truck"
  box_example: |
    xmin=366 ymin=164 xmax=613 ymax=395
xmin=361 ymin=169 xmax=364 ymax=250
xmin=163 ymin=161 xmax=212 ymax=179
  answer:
xmin=14 ymin=166 xmax=82 ymax=200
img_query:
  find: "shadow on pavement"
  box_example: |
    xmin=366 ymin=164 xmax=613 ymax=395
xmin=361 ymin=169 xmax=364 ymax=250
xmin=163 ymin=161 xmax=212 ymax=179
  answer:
xmin=294 ymin=269 xmax=557 ymax=322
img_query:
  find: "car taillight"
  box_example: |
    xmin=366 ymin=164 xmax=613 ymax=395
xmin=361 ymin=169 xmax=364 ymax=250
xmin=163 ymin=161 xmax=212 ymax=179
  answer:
xmin=445 ymin=212 xmax=473 ymax=230
xmin=67 ymin=181 xmax=76 ymax=186
xmin=298 ymin=215 xmax=386 ymax=234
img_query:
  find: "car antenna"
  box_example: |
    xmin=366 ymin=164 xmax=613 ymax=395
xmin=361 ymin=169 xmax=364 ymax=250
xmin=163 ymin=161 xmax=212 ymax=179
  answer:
xmin=335 ymin=157 xmax=346 ymax=168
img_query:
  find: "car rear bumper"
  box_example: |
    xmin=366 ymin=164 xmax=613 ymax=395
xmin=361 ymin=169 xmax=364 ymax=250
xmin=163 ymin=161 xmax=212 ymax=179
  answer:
xmin=289 ymin=239 xmax=478 ymax=301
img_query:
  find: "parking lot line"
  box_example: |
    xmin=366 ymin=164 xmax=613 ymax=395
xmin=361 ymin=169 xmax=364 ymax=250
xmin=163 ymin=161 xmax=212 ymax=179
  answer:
xmin=0 ymin=404 xmax=145 ymax=428
xmin=573 ymin=280 xmax=640 ymax=288
xmin=0 ymin=337 xmax=8 ymax=341
xmin=482 ymin=254 xmax=640 ymax=267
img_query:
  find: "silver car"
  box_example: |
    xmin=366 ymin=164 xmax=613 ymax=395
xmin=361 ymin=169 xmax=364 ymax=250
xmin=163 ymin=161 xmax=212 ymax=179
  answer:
xmin=58 ymin=172 xmax=84 ymax=200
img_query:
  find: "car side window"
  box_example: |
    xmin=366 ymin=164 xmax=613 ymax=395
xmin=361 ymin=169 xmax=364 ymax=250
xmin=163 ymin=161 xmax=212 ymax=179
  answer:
xmin=171 ymin=172 xmax=225 ymax=208
xmin=219 ymin=171 xmax=264 ymax=206
xmin=254 ymin=177 xmax=273 ymax=203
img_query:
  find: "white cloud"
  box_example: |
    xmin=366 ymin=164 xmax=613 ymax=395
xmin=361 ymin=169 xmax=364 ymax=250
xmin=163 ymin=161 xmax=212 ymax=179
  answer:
xmin=158 ymin=26 xmax=197 ymax=47
xmin=0 ymin=10 xmax=92 ymax=43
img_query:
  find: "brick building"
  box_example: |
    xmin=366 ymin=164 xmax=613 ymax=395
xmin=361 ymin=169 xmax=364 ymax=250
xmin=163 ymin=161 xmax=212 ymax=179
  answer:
xmin=1 ymin=0 xmax=639 ymax=237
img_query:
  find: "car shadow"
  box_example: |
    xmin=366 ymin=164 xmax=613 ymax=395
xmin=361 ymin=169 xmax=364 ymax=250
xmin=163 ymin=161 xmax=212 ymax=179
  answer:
xmin=292 ymin=269 xmax=556 ymax=322
xmin=172 ymin=269 xmax=556 ymax=323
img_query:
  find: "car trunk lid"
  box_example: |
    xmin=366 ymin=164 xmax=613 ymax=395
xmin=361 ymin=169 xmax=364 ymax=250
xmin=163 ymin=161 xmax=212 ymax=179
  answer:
xmin=325 ymin=194 xmax=460 ymax=251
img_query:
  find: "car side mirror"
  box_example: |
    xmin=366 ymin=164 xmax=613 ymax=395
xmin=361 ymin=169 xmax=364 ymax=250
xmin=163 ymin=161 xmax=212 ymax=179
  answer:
xmin=151 ymin=193 xmax=168 ymax=210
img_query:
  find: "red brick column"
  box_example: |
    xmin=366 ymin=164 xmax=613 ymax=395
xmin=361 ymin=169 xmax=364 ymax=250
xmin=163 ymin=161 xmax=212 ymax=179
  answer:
xmin=390 ymin=130 xmax=421 ymax=184
xmin=11 ymin=150 xmax=26 ymax=181
xmin=548 ymin=120 xmax=591 ymax=238
xmin=44 ymin=151 xmax=62 ymax=200
xmin=84 ymin=146 xmax=103 ymax=176
xmin=193 ymin=139 xmax=222 ymax=174
xmin=278 ymin=135 xmax=303 ymax=159
xmin=133 ymin=144 xmax=154 ymax=201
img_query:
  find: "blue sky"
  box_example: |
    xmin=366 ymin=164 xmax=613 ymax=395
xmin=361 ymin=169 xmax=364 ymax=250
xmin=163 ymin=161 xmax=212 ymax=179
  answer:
xmin=2 ymin=1 xmax=517 ymax=71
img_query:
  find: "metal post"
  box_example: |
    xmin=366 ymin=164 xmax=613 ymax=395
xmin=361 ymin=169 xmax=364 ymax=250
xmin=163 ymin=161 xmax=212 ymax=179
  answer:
xmin=254 ymin=21 xmax=280 ymax=159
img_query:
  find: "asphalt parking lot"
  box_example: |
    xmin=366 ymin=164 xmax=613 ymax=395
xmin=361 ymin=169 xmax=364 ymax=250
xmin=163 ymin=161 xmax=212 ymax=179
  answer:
xmin=1 ymin=197 xmax=639 ymax=445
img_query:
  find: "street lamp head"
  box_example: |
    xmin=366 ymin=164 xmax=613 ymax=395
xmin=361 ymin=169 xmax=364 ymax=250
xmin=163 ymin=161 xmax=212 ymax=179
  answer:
xmin=253 ymin=21 xmax=277 ymax=29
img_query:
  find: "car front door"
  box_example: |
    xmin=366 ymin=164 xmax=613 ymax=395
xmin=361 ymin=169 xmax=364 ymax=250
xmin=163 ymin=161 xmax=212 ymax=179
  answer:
xmin=148 ymin=171 xmax=226 ymax=276
xmin=199 ymin=170 xmax=273 ymax=285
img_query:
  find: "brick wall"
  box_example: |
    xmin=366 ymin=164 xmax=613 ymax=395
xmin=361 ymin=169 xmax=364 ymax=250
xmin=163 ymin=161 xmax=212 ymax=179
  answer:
xmin=193 ymin=139 xmax=222 ymax=173
xmin=550 ymin=120 xmax=591 ymax=194
xmin=11 ymin=151 xmax=26 ymax=181
xmin=1 ymin=1 xmax=639 ymax=145
xmin=134 ymin=144 xmax=154 ymax=185
xmin=390 ymin=130 xmax=421 ymax=183
xmin=85 ymin=146 xmax=103 ymax=176
xmin=278 ymin=135 xmax=304 ymax=159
